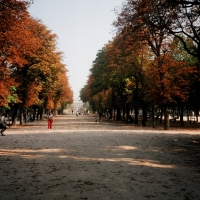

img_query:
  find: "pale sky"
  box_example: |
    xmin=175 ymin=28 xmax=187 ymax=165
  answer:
xmin=28 ymin=0 xmax=124 ymax=99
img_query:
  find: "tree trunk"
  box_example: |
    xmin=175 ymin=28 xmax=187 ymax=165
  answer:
xmin=134 ymin=106 xmax=139 ymax=125
xmin=113 ymin=109 xmax=115 ymax=120
xmin=159 ymin=107 xmax=163 ymax=124
xmin=12 ymin=104 xmax=18 ymax=126
xmin=116 ymin=107 xmax=121 ymax=121
xmin=142 ymin=106 xmax=146 ymax=126
xmin=19 ymin=107 xmax=23 ymax=125
xmin=195 ymin=109 xmax=199 ymax=122
xmin=164 ymin=105 xmax=170 ymax=130
xmin=23 ymin=108 xmax=27 ymax=124
xmin=126 ymin=104 xmax=130 ymax=117
xmin=33 ymin=107 xmax=36 ymax=121
xmin=186 ymin=106 xmax=189 ymax=122
xmin=37 ymin=109 xmax=40 ymax=120
xmin=40 ymin=109 xmax=44 ymax=120
xmin=180 ymin=105 xmax=184 ymax=127
xmin=109 ymin=109 xmax=112 ymax=119
xmin=123 ymin=105 xmax=126 ymax=119
xmin=152 ymin=105 xmax=155 ymax=128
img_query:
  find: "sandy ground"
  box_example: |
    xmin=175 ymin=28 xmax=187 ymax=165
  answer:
xmin=0 ymin=114 xmax=200 ymax=200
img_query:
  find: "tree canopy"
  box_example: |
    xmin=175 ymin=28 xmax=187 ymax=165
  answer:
xmin=0 ymin=0 xmax=73 ymax=123
xmin=80 ymin=0 xmax=200 ymax=130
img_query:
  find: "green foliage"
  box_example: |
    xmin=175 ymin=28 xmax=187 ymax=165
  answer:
xmin=4 ymin=86 xmax=18 ymax=109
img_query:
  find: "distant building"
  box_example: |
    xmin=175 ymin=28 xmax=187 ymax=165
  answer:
xmin=72 ymin=98 xmax=84 ymax=113
xmin=64 ymin=99 xmax=90 ymax=114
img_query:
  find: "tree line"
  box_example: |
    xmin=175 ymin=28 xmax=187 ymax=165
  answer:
xmin=0 ymin=0 xmax=73 ymax=125
xmin=80 ymin=0 xmax=200 ymax=130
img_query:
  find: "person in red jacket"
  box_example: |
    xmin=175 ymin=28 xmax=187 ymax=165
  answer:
xmin=47 ymin=111 xmax=54 ymax=129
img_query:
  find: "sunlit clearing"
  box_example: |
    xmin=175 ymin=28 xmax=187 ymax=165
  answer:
xmin=57 ymin=156 xmax=176 ymax=169
xmin=0 ymin=148 xmax=62 ymax=159
xmin=117 ymin=146 xmax=137 ymax=150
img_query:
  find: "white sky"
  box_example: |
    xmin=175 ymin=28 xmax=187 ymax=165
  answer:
xmin=28 ymin=0 xmax=124 ymax=99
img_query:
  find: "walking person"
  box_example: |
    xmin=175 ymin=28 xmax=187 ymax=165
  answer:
xmin=47 ymin=111 xmax=54 ymax=129
xmin=0 ymin=113 xmax=7 ymax=136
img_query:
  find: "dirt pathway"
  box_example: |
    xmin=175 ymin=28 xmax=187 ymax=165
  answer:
xmin=0 ymin=114 xmax=200 ymax=200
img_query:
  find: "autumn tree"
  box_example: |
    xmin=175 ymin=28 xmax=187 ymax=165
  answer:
xmin=1 ymin=1 xmax=73 ymax=124
xmin=0 ymin=0 xmax=38 ymax=107
xmin=81 ymin=34 xmax=149 ymax=123
xmin=106 ymin=34 xmax=150 ymax=124
xmin=169 ymin=37 xmax=199 ymax=125
xmin=87 ymin=47 xmax=112 ymax=112
xmin=84 ymin=42 xmax=133 ymax=119
xmin=80 ymin=75 xmax=101 ymax=112
xmin=18 ymin=19 xmax=73 ymax=121
xmin=114 ymin=0 xmax=173 ymax=129
xmin=52 ymin=71 xmax=73 ymax=114
xmin=80 ymin=0 xmax=200 ymax=129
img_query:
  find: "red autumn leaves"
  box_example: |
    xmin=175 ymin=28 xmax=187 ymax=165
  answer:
xmin=0 ymin=0 xmax=73 ymax=110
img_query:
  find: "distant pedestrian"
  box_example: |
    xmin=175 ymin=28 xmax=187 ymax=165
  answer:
xmin=94 ymin=111 xmax=98 ymax=123
xmin=105 ymin=111 xmax=110 ymax=120
xmin=99 ymin=111 xmax=102 ymax=124
xmin=47 ymin=111 xmax=54 ymax=129
xmin=0 ymin=113 xmax=7 ymax=136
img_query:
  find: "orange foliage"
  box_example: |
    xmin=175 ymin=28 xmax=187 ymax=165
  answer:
xmin=0 ymin=0 xmax=40 ymax=106
xmin=24 ymin=82 xmax=42 ymax=107
xmin=146 ymin=54 xmax=196 ymax=105
xmin=53 ymin=73 xmax=73 ymax=109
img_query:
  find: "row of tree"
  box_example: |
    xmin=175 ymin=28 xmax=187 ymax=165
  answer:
xmin=80 ymin=0 xmax=200 ymax=130
xmin=0 ymin=0 xmax=73 ymax=125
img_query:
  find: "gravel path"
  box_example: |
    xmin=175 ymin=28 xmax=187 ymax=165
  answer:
xmin=0 ymin=114 xmax=200 ymax=200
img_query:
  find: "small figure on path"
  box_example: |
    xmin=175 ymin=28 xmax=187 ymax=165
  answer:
xmin=94 ymin=111 xmax=98 ymax=123
xmin=105 ymin=111 xmax=110 ymax=120
xmin=0 ymin=113 xmax=7 ymax=136
xmin=47 ymin=111 xmax=54 ymax=129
